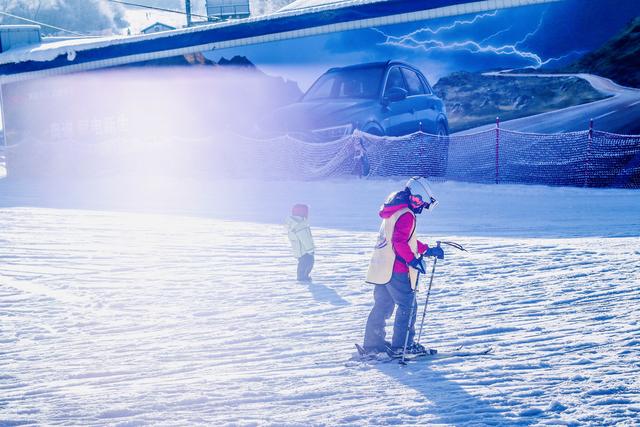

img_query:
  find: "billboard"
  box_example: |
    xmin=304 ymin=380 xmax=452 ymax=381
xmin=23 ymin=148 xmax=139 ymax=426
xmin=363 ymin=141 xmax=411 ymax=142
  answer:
xmin=2 ymin=0 xmax=639 ymax=182
xmin=206 ymin=0 xmax=251 ymax=20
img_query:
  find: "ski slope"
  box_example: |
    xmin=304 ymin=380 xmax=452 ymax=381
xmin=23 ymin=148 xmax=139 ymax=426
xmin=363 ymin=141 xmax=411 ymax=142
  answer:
xmin=1 ymin=178 xmax=639 ymax=425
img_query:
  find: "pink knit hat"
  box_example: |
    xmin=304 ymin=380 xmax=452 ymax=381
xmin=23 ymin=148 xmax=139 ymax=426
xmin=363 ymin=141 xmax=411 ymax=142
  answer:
xmin=291 ymin=203 xmax=309 ymax=218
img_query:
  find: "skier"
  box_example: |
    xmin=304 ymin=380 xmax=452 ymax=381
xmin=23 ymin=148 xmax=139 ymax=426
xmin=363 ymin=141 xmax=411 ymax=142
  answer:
xmin=285 ymin=203 xmax=315 ymax=282
xmin=362 ymin=177 xmax=444 ymax=355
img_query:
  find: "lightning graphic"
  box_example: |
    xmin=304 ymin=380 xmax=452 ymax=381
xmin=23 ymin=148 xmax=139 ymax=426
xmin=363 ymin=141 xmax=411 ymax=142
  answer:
xmin=378 ymin=36 xmax=545 ymax=66
xmin=479 ymin=26 xmax=513 ymax=44
xmin=397 ymin=10 xmax=498 ymax=37
xmin=514 ymin=11 xmax=546 ymax=48
xmin=371 ymin=11 xmax=497 ymax=47
xmin=373 ymin=9 xmax=577 ymax=70
xmin=539 ymin=50 xmax=585 ymax=66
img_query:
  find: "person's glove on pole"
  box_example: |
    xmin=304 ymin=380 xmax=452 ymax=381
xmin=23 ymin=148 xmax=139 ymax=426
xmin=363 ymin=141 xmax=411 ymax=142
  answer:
xmin=408 ymin=256 xmax=427 ymax=274
xmin=425 ymin=246 xmax=445 ymax=260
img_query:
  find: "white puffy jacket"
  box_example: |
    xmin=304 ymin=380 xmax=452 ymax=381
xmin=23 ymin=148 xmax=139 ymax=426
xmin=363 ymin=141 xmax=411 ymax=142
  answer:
xmin=285 ymin=216 xmax=315 ymax=258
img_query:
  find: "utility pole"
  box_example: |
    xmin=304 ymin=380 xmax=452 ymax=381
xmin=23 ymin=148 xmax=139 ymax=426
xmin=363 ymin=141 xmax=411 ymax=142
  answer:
xmin=185 ymin=0 xmax=192 ymax=27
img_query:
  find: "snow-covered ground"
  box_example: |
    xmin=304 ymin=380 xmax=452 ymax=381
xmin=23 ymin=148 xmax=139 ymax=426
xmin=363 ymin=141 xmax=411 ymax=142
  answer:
xmin=1 ymin=178 xmax=639 ymax=425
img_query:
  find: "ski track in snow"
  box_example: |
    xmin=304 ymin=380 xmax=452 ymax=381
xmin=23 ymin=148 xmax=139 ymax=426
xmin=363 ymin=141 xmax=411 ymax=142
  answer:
xmin=1 ymin=183 xmax=640 ymax=425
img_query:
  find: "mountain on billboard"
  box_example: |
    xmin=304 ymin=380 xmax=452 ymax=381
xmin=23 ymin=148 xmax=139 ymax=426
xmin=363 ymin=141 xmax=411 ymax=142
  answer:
xmin=433 ymin=72 xmax=608 ymax=133
xmin=564 ymin=16 xmax=640 ymax=88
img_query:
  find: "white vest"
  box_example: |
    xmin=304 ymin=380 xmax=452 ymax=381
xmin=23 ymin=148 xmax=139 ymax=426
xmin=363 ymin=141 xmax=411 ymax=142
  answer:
xmin=365 ymin=207 xmax=419 ymax=289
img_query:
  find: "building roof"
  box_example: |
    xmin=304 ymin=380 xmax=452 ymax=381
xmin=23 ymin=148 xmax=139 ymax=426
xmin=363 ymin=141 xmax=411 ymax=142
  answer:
xmin=140 ymin=22 xmax=178 ymax=33
xmin=0 ymin=0 xmax=562 ymax=84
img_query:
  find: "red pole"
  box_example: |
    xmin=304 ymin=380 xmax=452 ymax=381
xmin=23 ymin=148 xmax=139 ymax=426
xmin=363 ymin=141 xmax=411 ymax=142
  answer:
xmin=495 ymin=116 xmax=500 ymax=184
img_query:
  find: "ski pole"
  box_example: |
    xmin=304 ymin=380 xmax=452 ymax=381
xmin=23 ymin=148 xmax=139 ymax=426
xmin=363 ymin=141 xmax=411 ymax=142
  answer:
xmin=416 ymin=241 xmax=465 ymax=347
xmin=400 ymin=270 xmax=420 ymax=365
xmin=416 ymin=256 xmax=437 ymax=346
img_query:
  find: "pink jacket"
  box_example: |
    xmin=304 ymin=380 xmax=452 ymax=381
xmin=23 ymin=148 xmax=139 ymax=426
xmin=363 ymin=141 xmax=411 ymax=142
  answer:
xmin=379 ymin=203 xmax=428 ymax=273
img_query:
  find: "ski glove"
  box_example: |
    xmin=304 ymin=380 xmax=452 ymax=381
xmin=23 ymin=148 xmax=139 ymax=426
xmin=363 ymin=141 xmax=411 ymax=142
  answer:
xmin=408 ymin=256 xmax=427 ymax=274
xmin=425 ymin=246 xmax=445 ymax=260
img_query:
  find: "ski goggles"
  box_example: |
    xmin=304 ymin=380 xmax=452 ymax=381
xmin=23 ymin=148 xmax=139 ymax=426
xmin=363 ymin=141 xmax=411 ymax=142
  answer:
xmin=409 ymin=194 xmax=438 ymax=211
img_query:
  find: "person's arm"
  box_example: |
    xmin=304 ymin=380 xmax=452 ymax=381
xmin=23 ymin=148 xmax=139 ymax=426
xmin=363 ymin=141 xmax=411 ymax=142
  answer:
xmin=289 ymin=220 xmax=307 ymax=233
xmin=392 ymin=212 xmax=420 ymax=264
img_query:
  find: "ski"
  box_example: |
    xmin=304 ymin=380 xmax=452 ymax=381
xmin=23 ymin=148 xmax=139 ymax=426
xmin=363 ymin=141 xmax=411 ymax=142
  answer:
xmin=395 ymin=346 xmax=494 ymax=362
xmin=353 ymin=343 xmax=392 ymax=362
xmin=386 ymin=346 xmax=438 ymax=360
xmin=352 ymin=343 xmax=493 ymax=364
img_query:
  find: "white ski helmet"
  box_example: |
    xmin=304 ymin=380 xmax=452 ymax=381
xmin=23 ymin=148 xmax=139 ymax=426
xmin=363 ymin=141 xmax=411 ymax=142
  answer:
xmin=405 ymin=176 xmax=438 ymax=214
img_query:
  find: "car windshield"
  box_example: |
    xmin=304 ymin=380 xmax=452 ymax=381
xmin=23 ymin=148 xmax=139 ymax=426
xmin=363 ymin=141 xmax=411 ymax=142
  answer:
xmin=302 ymin=67 xmax=384 ymax=101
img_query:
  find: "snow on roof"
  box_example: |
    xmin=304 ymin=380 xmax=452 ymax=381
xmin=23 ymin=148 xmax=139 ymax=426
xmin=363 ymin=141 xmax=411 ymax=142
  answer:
xmin=0 ymin=24 xmax=205 ymax=67
xmin=0 ymin=34 xmax=126 ymax=65
xmin=124 ymin=7 xmax=186 ymax=34
xmin=278 ymin=0 xmax=377 ymax=12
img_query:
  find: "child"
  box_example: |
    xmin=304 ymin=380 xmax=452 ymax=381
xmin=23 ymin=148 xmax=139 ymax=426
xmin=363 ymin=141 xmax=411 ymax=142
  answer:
xmin=285 ymin=203 xmax=315 ymax=282
xmin=362 ymin=177 xmax=444 ymax=355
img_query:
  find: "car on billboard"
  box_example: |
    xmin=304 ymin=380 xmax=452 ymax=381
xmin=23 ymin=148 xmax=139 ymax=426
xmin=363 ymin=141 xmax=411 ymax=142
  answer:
xmin=258 ymin=60 xmax=450 ymax=175
xmin=259 ymin=60 xmax=449 ymax=140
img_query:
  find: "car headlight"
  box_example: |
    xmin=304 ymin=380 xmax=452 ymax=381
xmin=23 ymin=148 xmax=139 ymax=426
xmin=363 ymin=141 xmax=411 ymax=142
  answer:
xmin=311 ymin=124 xmax=353 ymax=141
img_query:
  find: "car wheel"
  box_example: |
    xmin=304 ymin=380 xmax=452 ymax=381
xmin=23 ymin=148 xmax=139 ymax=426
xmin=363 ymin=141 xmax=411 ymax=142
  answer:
xmin=362 ymin=123 xmax=384 ymax=137
xmin=436 ymin=122 xmax=449 ymax=137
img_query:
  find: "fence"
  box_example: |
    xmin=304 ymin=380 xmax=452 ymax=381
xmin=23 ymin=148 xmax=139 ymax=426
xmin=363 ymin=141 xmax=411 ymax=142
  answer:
xmin=3 ymin=124 xmax=640 ymax=188
xmin=364 ymin=126 xmax=640 ymax=188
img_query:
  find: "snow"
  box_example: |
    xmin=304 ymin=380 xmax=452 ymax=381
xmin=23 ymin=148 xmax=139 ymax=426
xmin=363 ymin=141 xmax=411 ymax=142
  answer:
xmin=122 ymin=7 xmax=186 ymax=35
xmin=0 ymin=15 xmax=222 ymax=66
xmin=0 ymin=33 xmax=128 ymax=65
xmin=1 ymin=178 xmax=639 ymax=425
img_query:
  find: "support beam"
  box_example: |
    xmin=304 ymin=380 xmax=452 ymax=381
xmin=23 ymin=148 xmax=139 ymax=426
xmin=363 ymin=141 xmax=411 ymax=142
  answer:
xmin=185 ymin=0 xmax=192 ymax=27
